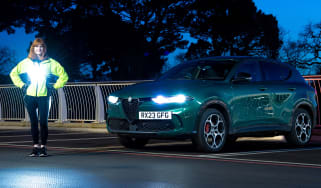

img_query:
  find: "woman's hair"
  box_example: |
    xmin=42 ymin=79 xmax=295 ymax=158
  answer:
xmin=28 ymin=38 xmax=48 ymax=61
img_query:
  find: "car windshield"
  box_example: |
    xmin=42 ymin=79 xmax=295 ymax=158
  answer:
xmin=158 ymin=60 xmax=235 ymax=80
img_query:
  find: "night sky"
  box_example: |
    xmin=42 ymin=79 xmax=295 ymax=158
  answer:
xmin=0 ymin=0 xmax=321 ymax=63
xmin=253 ymin=0 xmax=321 ymax=40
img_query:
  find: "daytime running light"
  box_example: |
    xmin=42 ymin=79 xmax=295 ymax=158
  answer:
xmin=152 ymin=94 xmax=187 ymax=104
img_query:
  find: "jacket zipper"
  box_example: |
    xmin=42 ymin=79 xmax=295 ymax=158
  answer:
xmin=35 ymin=62 xmax=39 ymax=96
xmin=35 ymin=81 xmax=38 ymax=96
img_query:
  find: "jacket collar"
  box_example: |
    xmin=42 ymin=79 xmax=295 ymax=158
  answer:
xmin=28 ymin=57 xmax=50 ymax=64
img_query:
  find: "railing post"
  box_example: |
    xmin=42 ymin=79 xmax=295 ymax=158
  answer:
xmin=0 ymin=102 xmax=2 ymax=121
xmin=24 ymin=107 xmax=29 ymax=122
xmin=57 ymin=88 xmax=67 ymax=123
xmin=95 ymin=85 xmax=105 ymax=123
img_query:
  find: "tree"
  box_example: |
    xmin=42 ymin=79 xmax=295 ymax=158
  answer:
xmin=110 ymin=0 xmax=189 ymax=79
xmin=301 ymin=22 xmax=321 ymax=74
xmin=301 ymin=22 xmax=321 ymax=61
xmin=0 ymin=0 xmax=160 ymax=81
xmin=0 ymin=0 xmax=30 ymax=34
xmin=24 ymin=0 xmax=190 ymax=80
xmin=279 ymin=21 xmax=321 ymax=75
xmin=279 ymin=40 xmax=309 ymax=68
xmin=13 ymin=0 xmax=190 ymax=80
xmin=0 ymin=0 xmax=84 ymax=80
xmin=0 ymin=0 xmax=283 ymax=80
xmin=0 ymin=47 xmax=16 ymax=84
xmin=183 ymin=0 xmax=282 ymax=59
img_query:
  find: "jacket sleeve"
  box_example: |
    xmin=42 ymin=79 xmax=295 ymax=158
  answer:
xmin=50 ymin=59 xmax=69 ymax=89
xmin=10 ymin=61 xmax=25 ymax=88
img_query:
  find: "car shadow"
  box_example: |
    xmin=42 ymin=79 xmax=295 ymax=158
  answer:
xmin=134 ymin=136 xmax=321 ymax=155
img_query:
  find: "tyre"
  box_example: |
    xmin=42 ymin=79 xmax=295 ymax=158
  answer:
xmin=285 ymin=108 xmax=312 ymax=146
xmin=118 ymin=136 xmax=149 ymax=148
xmin=195 ymin=108 xmax=227 ymax=152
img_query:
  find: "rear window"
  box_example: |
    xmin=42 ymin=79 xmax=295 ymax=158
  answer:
xmin=261 ymin=62 xmax=291 ymax=81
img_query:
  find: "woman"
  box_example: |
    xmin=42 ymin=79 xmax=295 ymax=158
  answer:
xmin=10 ymin=38 xmax=68 ymax=157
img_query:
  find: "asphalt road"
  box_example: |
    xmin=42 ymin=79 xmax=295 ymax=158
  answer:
xmin=1 ymin=126 xmax=321 ymax=188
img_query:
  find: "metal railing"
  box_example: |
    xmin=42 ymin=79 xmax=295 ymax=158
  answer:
xmin=0 ymin=81 xmax=143 ymax=123
xmin=0 ymin=77 xmax=320 ymax=125
xmin=303 ymin=75 xmax=321 ymax=126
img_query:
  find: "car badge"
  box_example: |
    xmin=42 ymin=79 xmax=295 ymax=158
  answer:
xmin=128 ymin=96 xmax=132 ymax=102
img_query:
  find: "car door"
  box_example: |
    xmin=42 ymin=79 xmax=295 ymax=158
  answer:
xmin=230 ymin=60 xmax=273 ymax=131
xmin=260 ymin=61 xmax=295 ymax=126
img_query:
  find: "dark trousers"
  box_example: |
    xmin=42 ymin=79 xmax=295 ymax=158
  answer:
xmin=24 ymin=95 xmax=50 ymax=145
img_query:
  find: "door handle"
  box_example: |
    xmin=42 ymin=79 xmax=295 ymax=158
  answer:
xmin=288 ymin=88 xmax=296 ymax=91
xmin=259 ymin=88 xmax=267 ymax=91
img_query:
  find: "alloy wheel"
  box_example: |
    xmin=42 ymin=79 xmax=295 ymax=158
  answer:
xmin=295 ymin=112 xmax=312 ymax=143
xmin=203 ymin=113 xmax=225 ymax=150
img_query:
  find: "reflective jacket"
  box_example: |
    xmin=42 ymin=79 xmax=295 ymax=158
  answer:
xmin=10 ymin=58 xmax=69 ymax=97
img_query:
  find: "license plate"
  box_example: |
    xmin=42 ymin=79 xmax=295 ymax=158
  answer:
xmin=139 ymin=111 xmax=172 ymax=120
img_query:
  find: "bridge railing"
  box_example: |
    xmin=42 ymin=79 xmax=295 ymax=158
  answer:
xmin=0 ymin=81 xmax=145 ymax=123
xmin=0 ymin=77 xmax=320 ymax=125
xmin=303 ymin=75 xmax=321 ymax=127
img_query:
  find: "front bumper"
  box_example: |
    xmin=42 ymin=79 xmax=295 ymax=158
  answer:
xmin=106 ymin=99 xmax=199 ymax=137
xmin=107 ymin=115 xmax=182 ymax=134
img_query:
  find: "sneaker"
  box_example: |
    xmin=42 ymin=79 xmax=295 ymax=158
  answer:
xmin=29 ymin=147 xmax=39 ymax=157
xmin=39 ymin=147 xmax=48 ymax=157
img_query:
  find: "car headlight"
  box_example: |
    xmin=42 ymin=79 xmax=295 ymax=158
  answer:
xmin=152 ymin=94 xmax=192 ymax=104
xmin=108 ymin=96 xmax=119 ymax=104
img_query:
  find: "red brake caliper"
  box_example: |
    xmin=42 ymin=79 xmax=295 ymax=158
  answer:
xmin=205 ymin=122 xmax=211 ymax=133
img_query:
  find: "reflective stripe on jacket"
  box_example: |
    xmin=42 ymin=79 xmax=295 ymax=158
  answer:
xmin=10 ymin=58 xmax=69 ymax=97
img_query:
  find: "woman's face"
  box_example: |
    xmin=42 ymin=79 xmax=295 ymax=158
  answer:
xmin=34 ymin=45 xmax=44 ymax=56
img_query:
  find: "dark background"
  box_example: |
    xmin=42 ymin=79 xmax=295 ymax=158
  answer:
xmin=0 ymin=0 xmax=320 ymax=83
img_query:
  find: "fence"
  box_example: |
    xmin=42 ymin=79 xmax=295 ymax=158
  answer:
xmin=303 ymin=75 xmax=321 ymax=127
xmin=0 ymin=77 xmax=321 ymax=125
xmin=0 ymin=81 xmax=144 ymax=123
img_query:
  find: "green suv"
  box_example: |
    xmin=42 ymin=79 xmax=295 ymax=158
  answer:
xmin=106 ymin=56 xmax=317 ymax=152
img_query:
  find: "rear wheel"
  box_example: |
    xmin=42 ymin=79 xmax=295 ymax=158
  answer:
xmin=118 ymin=136 xmax=149 ymax=148
xmin=195 ymin=108 xmax=227 ymax=152
xmin=285 ymin=108 xmax=312 ymax=146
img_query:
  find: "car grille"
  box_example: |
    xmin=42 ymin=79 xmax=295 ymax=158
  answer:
xmin=121 ymin=98 xmax=139 ymax=121
xmin=108 ymin=119 xmax=175 ymax=132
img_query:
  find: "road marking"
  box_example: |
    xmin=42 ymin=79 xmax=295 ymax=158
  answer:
xmin=0 ymin=132 xmax=98 ymax=138
xmin=213 ymin=156 xmax=321 ymax=168
xmin=1 ymin=142 xmax=321 ymax=168
xmin=0 ymin=143 xmax=124 ymax=150
xmin=0 ymin=136 xmax=118 ymax=144
xmin=103 ymin=149 xmax=321 ymax=169
xmin=0 ymin=130 xmax=28 ymax=134
xmin=104 ymin=146 xmax=321 ymax=160
xmin=199 ymin=147 xmax=321 ymax=157
xmin=1 ymin=137 xmax=321 ymax=157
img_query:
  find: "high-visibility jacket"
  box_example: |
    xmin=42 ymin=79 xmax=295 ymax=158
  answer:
xmin=10 ymin=58 xmax=69 ymax=97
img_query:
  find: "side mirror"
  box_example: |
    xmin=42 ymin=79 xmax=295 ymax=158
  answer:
xmin=232 ymin=72 xmax=252 ymax=83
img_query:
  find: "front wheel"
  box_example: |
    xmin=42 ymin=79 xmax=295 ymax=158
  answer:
xmin=118 ymin=136 xmax=149 ymax=148
xmin=195 ymin=108 xmax=227 ymax=152
xmin=285 ymin=108 xmax=312 ymax=146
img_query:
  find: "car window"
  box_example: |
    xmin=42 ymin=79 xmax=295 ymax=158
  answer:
xmin=234 ymin=62 xmax=262 ymax=82
xmin=158 ymin=63 xmax=198 ymax=80
xmin=261 ymin=62 xmax=291 ymax=81
xmin=171 ymin=65 xmax=197 ymax=80
xmin=196 ymin=63 xmax=233 ymax=80
xmin=159 ymin=60 xmax=234 ymax=80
